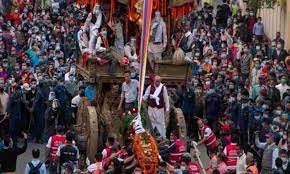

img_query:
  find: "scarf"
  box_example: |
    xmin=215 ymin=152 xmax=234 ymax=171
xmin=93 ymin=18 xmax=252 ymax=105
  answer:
xmin=149 ymin=83 xmax=163 ymax=105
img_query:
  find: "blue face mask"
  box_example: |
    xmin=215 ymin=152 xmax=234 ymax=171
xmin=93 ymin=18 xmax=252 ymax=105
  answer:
xmin=130 ymin=72 xmax=136 ymax=78
xmin=221 ymin=53 xmax=227 ymax=59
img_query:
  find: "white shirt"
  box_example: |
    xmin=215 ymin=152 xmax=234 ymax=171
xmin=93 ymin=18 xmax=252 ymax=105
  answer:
xmin=203 ymin=127 xmax=212 ymax=137
xmin=95 ymin=36 xmax=106 ymax=52
xmin=101 ymin=147 xmax=110 ymax=160
xmin=87 ymin=162 xmax=104 ymax=173
xmin=143 ymin=84 xmax=170 ymax=112
xmin=255 ymin=139 xmax=279 ymax=169
xmin=71 ymin=95 xmax=81 ymax=108
xmin=24 ymin=159 xmax=46 ymax=174
xmin=275 ymin=83 xmax=290 ymax=100
xmin=236 ymin=153 xmax=247 ymax=174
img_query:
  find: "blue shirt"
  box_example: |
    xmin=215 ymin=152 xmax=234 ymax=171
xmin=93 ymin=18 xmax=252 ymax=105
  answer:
xmin=253 ymin=22 xmax=264 ymax=36
xmin=85 ymin=85 xmax=96 ymax=102
xmin=24 ymin=159 xmax=46 ymax=174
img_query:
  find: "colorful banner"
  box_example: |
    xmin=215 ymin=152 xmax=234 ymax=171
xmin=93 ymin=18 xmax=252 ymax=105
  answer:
xmin=137 ymin=0 xmax=153 ymax=114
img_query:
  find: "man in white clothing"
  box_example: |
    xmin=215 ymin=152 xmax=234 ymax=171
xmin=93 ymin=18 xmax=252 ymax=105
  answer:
xmin=124 ymin=37 xmax=138 ymax=62
xmin=143 ymin=76 xmax=169 ymax=138
xmin=255 ymin=133 xmax=279 ymax=173
xmin=77 ymin=26 xmax=89 ymax=53
xmin=275 ymin=75 xmax=289 ymax=100
xmin=148 ymin=11 xmax=167 ymax=69
xmin=85 ymin=4 xmax=103 ymax=53
xmin=236 ymin=149 xmax=247 ymax=174
xmin=95 ymin=28 xmax=108 ymax=53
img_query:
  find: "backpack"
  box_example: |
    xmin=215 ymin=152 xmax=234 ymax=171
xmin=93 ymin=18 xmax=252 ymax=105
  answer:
xmin=28 ymin=162 xmax=43 ymax=174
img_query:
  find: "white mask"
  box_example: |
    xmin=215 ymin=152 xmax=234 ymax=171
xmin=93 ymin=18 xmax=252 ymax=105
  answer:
xmin=180 ymin=166 xmax=186 ymax=171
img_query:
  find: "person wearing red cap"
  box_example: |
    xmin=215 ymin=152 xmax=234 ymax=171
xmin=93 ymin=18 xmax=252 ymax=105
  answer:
xmin=255 ymin=132 xmax=279 ymax=173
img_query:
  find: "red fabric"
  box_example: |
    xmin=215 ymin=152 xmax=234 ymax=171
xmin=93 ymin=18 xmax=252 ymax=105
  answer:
xmin=118 ymin=57 xmax=129 ymax=65
xmin=225 ymin=143 xmax=239 ymax=167
xmin=28 ymin=12 xmax=33 ymax=20
xmin=82 ymin=52 xmax=90 ymax=65
xmin=169 ymin=139 xmax=186 ymax=164
xmin=105 ymin=147 xmax=112 ymax=158
xmin=188 ymin=162 xmax=201 ymax=174
xmin=199 ymin=125 xmax=217 ymax=148
xmin=226 ymin=135 xmax=232 ymax=144
xmin=221 ymin=124 xmax=230 ymax=133
xmin=93 ymin=162 xmax=103 ymax=174
xmin=248 ymin=18 xmax=255 ymax=31
xmin=96 ymin=57 xmax=110 ymax=65
xmin=261 ymin=67 xmax=268 ymax=76
xmin=10 ymin=13 xmax=21 ymax=25
xmin=50 ymin=135 xmax=66 ymax=161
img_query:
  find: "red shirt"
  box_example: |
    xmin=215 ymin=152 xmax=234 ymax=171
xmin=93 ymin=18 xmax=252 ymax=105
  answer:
xmin=49 ymin=135 xmax=66 ymax=161
xmin=224 ymin=143 xmax=239 ymax=167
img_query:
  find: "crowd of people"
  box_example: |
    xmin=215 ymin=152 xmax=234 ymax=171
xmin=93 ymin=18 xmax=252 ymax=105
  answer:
xmin=0 ymin=0 xmax=289 ymax=174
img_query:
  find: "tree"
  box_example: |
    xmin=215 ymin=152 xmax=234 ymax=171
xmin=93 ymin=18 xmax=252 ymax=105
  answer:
xmin=245 ymin=0 xmax=278 ymax=11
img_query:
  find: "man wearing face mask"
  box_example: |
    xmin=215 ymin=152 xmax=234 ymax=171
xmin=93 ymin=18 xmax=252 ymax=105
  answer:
xmin=5 ymin=86 xmax=26 ymax=140
xmin=77 ymin=25 xmax=89 ymax=53
xmin=181 ymin=81 xmax=195 ymax=137
xmin=272 ymin=42 xmax=288 ymax=62
xmin=124 ymin=37 xmax=138 ymax=63
xmin=148 ymin=11 xmax=167 ymax=69
xmin=180 ymin=21 xmax=194 ymax=54
xmin=86 ymin=3 xmax=103 ymax=52
xmin=194 ymin=84 xmax=205 ymax=119
xmin=275 ymin=75 xmax=289 ymax=100
xmin=237 ymin=89 xmax=251 ymax=149
xmin=159 ymin=132 xmax=186 ymax=165
xmin=267 ymin=78 xmax=281 ymax=107
xmin=273 ymin=32 xmax=285 ymax=50
xmin=250 ymin=58 xmax=263 ymax=89
xmin=255 ymin=132 xmax=279 ymax=173
xmin=0 ymin=132 xmax=28 ymax=173
xmin=0 ymin=80 xmax=9 ymax=137
xmin=64 ymin=74 xmax=78 ymax=98
xmin=279 ymin=149 xmax=290 ymax=173
xmin=95 ymin=27 xmax=109 ymax=53
xmin=252 ymin=17 xmax=264 ymax=42
xmin=112 ymin=16 xmax=124 ymax=54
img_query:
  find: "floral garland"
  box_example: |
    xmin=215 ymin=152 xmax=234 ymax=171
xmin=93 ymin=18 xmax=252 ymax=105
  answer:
xmin=133 ymin=132 xmax=159 ymax=174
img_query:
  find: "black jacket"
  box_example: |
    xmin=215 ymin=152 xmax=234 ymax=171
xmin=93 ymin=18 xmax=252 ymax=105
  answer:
xmin=0 ymin=139 xmax=27 ymax=172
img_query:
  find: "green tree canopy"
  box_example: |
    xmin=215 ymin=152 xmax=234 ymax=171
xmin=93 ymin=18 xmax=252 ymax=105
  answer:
xmin=246 ymin=0 xmax=278 ymax=10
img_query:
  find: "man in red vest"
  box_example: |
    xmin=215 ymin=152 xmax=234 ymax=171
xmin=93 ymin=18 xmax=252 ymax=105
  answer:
xmin=197 ymin=119 xmax=217 ymax=150
xmin=180 ymin=153 xmax=201 ymax=174
xmin=101 ymin=137 xmax=115 ymax=160
xmin=223 ymin=135 xmax=240 ymax=173
xmin=143 ymin=75 xmax=170 ymax=139
xmin=46 ymin=125 xmax=66 ymax=173
xmin=167 ymin=132 xmax=186 ymax=164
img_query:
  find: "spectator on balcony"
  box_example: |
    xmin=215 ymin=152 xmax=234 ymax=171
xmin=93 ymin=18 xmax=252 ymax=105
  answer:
xmin=253 ymin=17 xmax=264 ymax=42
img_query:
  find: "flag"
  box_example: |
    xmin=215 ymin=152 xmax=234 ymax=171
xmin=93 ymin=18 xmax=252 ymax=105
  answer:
xmin=137 ymin=0 xmax=153 ymax=114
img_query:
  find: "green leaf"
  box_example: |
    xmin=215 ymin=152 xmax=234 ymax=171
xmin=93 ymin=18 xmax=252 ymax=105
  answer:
xmin=246 ymin=0 xmax=278 ymax=10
